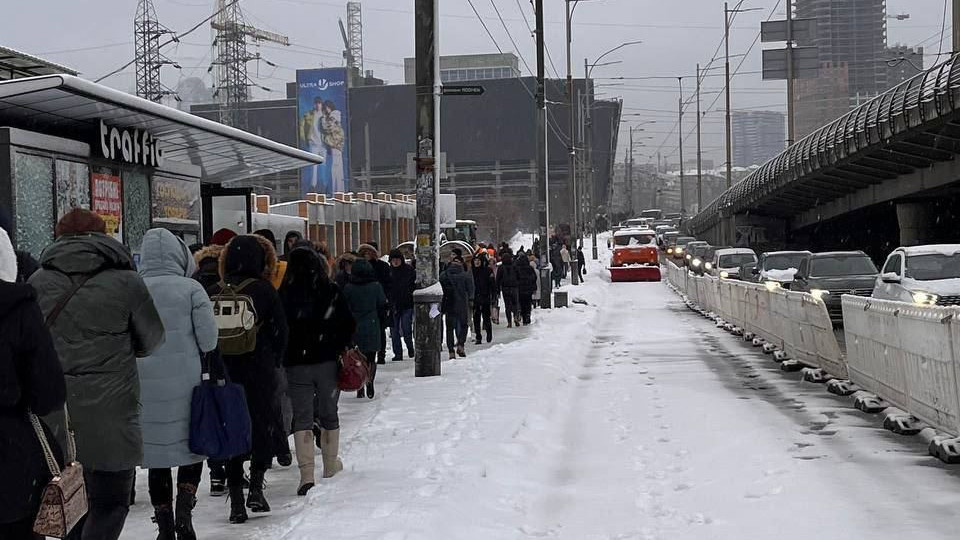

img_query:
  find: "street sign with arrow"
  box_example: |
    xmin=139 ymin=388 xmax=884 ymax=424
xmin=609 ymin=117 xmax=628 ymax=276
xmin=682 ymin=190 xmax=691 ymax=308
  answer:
xmin=441 ymin=85 xmax=485 ymax=96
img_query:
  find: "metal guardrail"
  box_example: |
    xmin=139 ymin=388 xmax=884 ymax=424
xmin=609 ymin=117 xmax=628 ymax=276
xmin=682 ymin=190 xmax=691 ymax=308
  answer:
xmin=688 ymin=54 xmax=960 ymax=233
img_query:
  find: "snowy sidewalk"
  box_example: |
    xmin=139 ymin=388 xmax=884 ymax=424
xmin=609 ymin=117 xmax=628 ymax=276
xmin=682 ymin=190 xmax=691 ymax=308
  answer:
xmin=121 ymin=241 xmax=960 ymax=539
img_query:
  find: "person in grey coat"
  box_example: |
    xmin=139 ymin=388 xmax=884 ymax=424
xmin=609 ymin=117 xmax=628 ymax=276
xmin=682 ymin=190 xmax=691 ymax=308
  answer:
xmin=29 ymin=209 xmax=165 ymax=540
xmin=440 ymin=257 xmax=475 ymax=359
xmin=137 ymin=228 xmax=218 ymax=540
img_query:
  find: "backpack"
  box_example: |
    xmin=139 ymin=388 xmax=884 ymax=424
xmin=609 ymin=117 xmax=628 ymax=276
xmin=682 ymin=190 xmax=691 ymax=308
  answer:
xmin=211 ymin=279 xmax=260 ymax=356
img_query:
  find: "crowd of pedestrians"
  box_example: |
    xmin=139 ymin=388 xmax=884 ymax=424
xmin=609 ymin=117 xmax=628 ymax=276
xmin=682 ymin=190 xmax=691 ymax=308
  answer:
xmin=0 ymin=204 xmax=559 ymax=539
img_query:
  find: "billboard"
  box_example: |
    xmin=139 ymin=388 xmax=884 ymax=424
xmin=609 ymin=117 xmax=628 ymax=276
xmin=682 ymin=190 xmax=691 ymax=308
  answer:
xmin=90 ymin=173 xmax=122 ymax=242
xmin=297 ymin=68 xmax=350 ymax=198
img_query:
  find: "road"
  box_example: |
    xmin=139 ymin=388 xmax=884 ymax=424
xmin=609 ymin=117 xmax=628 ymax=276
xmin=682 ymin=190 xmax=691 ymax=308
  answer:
xmin=121 ymin=244 xmax=960 ymax=540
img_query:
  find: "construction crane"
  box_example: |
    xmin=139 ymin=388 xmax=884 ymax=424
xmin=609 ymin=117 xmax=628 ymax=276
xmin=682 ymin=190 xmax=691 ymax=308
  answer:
xmin=210 ymin=0 xmax=288 ymax=129
xmin=338 ymin=1 xmax=363 ymax=73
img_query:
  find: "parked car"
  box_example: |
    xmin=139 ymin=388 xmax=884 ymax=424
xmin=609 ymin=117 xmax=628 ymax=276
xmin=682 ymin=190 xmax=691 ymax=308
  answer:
xmin=671 ymin=236 xmax=697 ymax=262
xmin=684 ymin=241 xmax=709 ymax=268
xmin=610 ymin=228 xmax=659 ymax=268
xmin=792 ymin=251 xmax=879 ymax=324
xmin=710 ymin=248 xmax=756 ymax=279
xmin=872 ymin=245 xmax=960 ymax=306
xmin=746 ymin=250 xmax=812 ymax=288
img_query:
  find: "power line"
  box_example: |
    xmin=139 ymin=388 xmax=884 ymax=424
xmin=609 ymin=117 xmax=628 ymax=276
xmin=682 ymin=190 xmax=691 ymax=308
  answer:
xmin=489 ymin=0 xmax=534 ymax=76
xmin=516 ymin=0 xmax=561 ymax=79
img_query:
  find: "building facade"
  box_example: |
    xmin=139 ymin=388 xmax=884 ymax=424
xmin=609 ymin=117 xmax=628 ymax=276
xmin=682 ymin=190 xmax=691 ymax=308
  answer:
xmin=403 ymin=53 xmax=521 ymax=85
xmin=732 ymin=111 xmax=786 ymax=167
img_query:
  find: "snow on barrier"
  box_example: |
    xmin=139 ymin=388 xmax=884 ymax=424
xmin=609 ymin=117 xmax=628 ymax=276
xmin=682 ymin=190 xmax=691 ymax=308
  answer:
xmin=843 ymin=296 xmax=960 ymax=436
xmin=664 ymin=261 xmax=846 ymax=377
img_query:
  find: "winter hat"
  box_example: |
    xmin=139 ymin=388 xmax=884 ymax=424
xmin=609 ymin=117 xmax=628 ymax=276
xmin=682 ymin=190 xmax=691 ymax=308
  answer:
xmin=0 ymin=228 xmax=16 ymax=283
xmin=253 ymin=228 xmax=277 ymax=248
xmin=358 ymin=243 xmax=379 ymax=259
xmin=211 ymin=228 xmax=238 ymax=246
xmin=55 ymin=208 xmax=106 ymax=237
xmin=388 ymin=248 xmax=404 ymax=263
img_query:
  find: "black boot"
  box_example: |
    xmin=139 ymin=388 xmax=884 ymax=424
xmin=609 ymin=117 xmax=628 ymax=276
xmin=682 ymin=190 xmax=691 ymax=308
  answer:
xmin=174 ymin=485 xmax=197 ymax=540
xmin=228 ymin=483 xmax=247 ymax=524
xmin=246 ymin=469 xmax=270 ymax=513
xmin=153 ymin=505 xmax=175 ymax=540
xmin=474 ymin=336 xmax=482 ymax=345
xmin=366 ymin=381 xmax=376 ymax=399
xmin=357 ymin=386 xmax=366 ymax=399
xmin=313 ymin=420 xmax=323 ymax=449
xmin=486 ymin=329 xmax=492 ymax=343
xmin=209 ymin=461 xmax=226 ymax=497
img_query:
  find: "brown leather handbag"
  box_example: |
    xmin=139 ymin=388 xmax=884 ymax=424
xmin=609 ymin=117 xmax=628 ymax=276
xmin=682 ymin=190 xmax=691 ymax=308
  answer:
xmin=29 ymin=408 xmax=88 ymax=538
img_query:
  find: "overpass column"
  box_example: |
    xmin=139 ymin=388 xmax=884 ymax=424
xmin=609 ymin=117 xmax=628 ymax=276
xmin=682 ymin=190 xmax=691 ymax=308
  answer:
xmin=896 ymin=203 xmax=930 ymax=246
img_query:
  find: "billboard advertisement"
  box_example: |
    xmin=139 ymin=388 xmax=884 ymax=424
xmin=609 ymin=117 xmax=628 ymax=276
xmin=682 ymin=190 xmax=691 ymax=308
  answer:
xmin=90 ymin=173 xmax=122 ymax=242
xmin=152 ymin=176 xmax=200 ymax=228
xmin=297 ymin=68 xmax=350 ymax=198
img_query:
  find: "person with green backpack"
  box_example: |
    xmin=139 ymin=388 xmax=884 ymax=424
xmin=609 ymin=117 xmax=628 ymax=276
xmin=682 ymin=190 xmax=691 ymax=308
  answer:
xmin=207 ymin=235 xmax=288 ymax=525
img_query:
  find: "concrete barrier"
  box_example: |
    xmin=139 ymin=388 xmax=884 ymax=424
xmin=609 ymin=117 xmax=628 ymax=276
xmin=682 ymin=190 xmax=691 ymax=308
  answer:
xmin=843 ymin=296 xmax=960 ymax=435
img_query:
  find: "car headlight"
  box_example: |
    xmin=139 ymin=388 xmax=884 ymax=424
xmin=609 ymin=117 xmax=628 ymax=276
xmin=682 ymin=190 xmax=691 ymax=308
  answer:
xmin=720 ymin=270 xmax=729 ymax=279
xmin=765 ymin=280 xmax=782 ymax=291
xmin=667 ymin=248 xmax=674 ymax=254
xmin=692 ymin=259 xmax=701 ymax=267
xmin=676 ymin=247 xmax=684 ymax=254
xmin=686 ymin=254 xmax=692 ymax=260
xmin=704 ymin=262 xmax=713 ymax=270
xmin=912 ymin=291 xmax=939 ymax=305
xmin=810 ymin=289 xmax=830 ymax=300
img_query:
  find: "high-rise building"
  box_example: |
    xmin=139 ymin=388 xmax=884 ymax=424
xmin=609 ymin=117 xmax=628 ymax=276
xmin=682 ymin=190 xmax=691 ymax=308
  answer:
xmin=403 ymin=53 xmax=521 ymax=85
xmin=732 ymin=111 xmax=786 ymax=167
xmin=793 ymin=0 xmax=923 ymax=139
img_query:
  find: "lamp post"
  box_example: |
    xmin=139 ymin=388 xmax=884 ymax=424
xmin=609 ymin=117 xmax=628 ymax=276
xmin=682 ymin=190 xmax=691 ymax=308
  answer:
xmin=584 ymin=41 xmax=642 ymax=260
xmin=724 ymin=2 xmax=763 ymax=189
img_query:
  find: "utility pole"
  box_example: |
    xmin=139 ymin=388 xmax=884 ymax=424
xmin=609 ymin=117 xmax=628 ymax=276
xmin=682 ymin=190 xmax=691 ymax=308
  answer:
xmin=786 ymin=0 xmax=795 ymax=146
xmin=565 ymin=0 xmax=578 ymax=241
xmin=413 ymin=0 xmax=442 ymax=377
xmin=627 ymin=126 xmax=634 ymax=216
xmin=535 ymin=0 xmax=552 ymax=308
xmin=724 ymin=2 xmax=733 ymax=189
xmin=677 ymin=77 xmax=686 ymax=215
xmin=585 ymin=58 xmax=597 ymax=260
xmin=696 ymin=63 xmax=703 ymax=212
xmin=955 ymin=0 xmax=960 ymax=57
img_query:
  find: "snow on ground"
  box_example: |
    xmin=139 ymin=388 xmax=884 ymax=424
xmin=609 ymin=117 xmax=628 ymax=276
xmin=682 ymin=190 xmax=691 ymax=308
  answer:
xmin=122 ymin=235 xmax=960 ymax=539
xmin=508 ymin=231 xmax=536 ymax=253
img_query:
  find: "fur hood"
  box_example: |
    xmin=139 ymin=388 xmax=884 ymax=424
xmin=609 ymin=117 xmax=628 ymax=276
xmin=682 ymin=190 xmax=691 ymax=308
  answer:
xmin=194 ymin=244 xmax=225 ymax=266
xmin=219 ymin=234 xmax=278 ymax=282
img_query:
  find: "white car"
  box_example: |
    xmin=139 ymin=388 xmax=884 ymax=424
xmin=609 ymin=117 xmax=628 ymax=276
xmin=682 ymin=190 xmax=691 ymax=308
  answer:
xmin=710 ymin=248 xmax=757 ymax=279
xmin=873 ymin=245 xmax=960 ymax=306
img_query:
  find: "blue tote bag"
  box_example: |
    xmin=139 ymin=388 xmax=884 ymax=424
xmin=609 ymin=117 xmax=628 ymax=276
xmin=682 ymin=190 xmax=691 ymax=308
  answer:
xmin=189 ymin=350 xmax=252 ymax=460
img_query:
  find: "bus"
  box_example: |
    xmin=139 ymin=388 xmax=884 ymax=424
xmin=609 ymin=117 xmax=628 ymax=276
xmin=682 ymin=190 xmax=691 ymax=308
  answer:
xmin=441 ymin=220 xmax=478 ymax=247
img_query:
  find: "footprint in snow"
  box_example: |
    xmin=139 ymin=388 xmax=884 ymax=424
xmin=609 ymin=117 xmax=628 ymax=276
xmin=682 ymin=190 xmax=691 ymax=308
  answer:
xmin=417 ymin=484 xmax=441 ymax=498
xmin=372 ymin=501 xmax=401 ymax=518
xmin=423 ymin=442 xmax=437 ymax=457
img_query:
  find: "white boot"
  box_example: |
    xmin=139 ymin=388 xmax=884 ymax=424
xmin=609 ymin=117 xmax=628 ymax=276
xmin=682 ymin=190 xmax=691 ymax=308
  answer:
xmin=321 ymin=428 xmax=344 ymax=478
xmin=294 ymin=430 xmax=315 ymax=495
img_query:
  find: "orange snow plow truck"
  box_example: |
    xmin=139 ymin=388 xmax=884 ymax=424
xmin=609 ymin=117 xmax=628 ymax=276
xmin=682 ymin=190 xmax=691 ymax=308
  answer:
xmin=609 ymin=228 xmax=662 ymax=282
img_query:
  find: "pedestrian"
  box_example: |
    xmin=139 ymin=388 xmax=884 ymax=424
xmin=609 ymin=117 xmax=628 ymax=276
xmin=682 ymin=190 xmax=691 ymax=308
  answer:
xmin=498 ymin=251 xmax=521 ymax=327
xmin=517 ymin=254 xmax=538 ymax=325
xmin=29 ymin=209 xmax=165 ymax=540
xmin=561 ymin=243 xmax=572 ymax=280
xmin=440 ymin=257 xmax=475 ymax=358
xmin=0 ymin=228 xmax=67 ymax=540
xmin=280 ymin=247 xmax=355 ymax=496
xmin=334 ymin=252 xmax=356 ymax=288
xmin=528 ymin=252 xmax=542 ymax=308
xmin=388 ymin=249 xmax=416 ymax=360
xmin=136 ymin=228 xmax=219 ymax=540
xmin=0 ymin=206 xmax=39 ymax=283
xmin=283 ymin=230 xmax=303 ymax=260
xmin=576 ymin=244 xmax=587 ymax=281
xmin=254 ymin=229 xmax=287 ymax=289
xmin=471 ymin=253 xmax=496 ymax=344
xmin=208 ymin=234 xmax=289 ymax=524
xmin=550 ymin=244 xmax=564 ymax=288
xmin=358 ymin=243 xmax=392 ymax=365
xmin=343 ymin=258 xmax=387 ymax=399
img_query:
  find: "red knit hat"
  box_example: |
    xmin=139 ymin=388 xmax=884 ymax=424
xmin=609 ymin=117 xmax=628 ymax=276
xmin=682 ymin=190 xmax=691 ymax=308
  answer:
xmin=55 ymin=208 xmax=106 ymax=237
xmin=211 ymin=228 xmax=238 ymax=246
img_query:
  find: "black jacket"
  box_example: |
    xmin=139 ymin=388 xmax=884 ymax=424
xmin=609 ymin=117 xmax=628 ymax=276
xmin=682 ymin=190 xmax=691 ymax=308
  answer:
xmin=471 ymin=260 xmax=497 ymax=304
xmin=440 ymin=262 xmax=475 ymax=318
xmin=371 ymin=258 xmax=393 ymax=304
xmin=498 ymin=254 xmax=520 ymax=289
xmin=389 ymin=262 xmax=417 ymax=311
xmin=280 ymin=250 xmax=355 ymax=367
xmin=518 ymin=260 xmax=539 ymax=296
xmin=0 ymin=282 xmax=67 ymax=523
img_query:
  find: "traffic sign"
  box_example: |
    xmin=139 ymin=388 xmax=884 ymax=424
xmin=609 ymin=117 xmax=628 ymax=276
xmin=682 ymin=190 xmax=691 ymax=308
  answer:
xmin=441 ymin=85 xmax=485 ymax=96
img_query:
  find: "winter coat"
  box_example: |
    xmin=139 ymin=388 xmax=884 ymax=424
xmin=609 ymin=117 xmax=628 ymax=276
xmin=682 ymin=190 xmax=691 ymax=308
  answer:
xmin=371 ymin=258 xmax=393 ymax=304
xmin=517 ymin=259 xmax=539 ymax=296
xmin=577 ymin=249 xmax=586 ymax=268
xmin=137 ymin=229 xmax=218 ymax=469
xmin=209 ymin=235 xmax=289 ymax=463
xmin=471 ymin=259 xmax=497 ymax=305
xmin=561 ymin=247 xmax=572 ymax=264
xmin=440 ymin=262 xmax=475 ymax=318
xmin=498 ymin=254 xmax=520 ymax=290
xmin=192 ymin=244 xmax=224 ymax=291
xmin=30 ymin=232 xmax=165 ymax=472
xmin=344 ymin=259 xmax=387 ymax=352
xmin=530 ymin=260 xmax=542 ymax=301
xmin=0 ymin=230 xmax=67 ymax=524
xmin=389 ymin=260 xmax=417 ymax=311
xmin=280 ymin=249 xmax=356 ymax=367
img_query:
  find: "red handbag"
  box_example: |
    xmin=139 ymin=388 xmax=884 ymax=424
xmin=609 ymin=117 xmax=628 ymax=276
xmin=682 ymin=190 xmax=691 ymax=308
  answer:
xmin=338 ymin=349 xmax=370 ymax=392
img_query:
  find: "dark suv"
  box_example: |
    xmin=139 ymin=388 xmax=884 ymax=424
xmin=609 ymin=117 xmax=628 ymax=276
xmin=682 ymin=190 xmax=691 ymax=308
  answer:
xmin=792 ymin=251 xmax=879 ymax=325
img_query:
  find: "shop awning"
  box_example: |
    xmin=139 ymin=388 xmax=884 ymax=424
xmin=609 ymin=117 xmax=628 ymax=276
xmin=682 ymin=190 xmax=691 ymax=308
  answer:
xmin=0 ymin=74 xmax=321 ymax=183
xmin=0 ymin=46 xmax=78 ymax=79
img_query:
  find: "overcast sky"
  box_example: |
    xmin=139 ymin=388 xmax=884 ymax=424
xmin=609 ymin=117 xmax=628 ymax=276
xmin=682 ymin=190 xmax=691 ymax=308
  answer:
xmin=1 ymin=0 xmax=947 ymax=165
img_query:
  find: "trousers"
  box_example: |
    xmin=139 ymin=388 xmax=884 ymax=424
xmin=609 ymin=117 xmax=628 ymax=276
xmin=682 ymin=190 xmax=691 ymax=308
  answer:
xmin=445 ymin=313 xmax=468 ymax=351
xmin=147 ymin=463 xmax=203 ymax=507
xmin=473 ymin=301 xmax=492 ymax=340
xmin=66 ymin=469 xmax=136 ymax=540
xmin=502 ymin=287 xmax=520 ymax=323
xmin=391 ymin=308 xmax=414 ymax=357
xmin=519 ymin=293 xmax=533 ymax=323
xmin=286 ymin=362 xmax=340 ymax=432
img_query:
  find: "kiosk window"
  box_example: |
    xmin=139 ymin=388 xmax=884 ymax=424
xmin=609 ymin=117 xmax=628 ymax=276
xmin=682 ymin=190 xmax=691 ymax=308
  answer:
xmin=14 ymin=152 xmax=54 ymax=257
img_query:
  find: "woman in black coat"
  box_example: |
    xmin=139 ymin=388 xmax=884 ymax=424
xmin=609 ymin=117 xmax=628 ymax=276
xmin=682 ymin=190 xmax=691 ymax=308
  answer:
xmin=280 ymin=247 xmax=355 ymax=496
xmin=0 ymin=229 xmax=66 ymax=538
xmin=208 ymin=235 xmax=289 ymax=524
